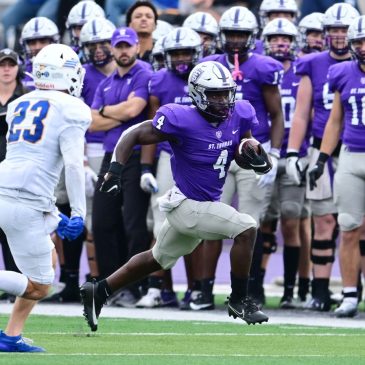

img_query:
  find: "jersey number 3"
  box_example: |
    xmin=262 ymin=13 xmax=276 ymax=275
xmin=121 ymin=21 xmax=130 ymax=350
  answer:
xmin=8 ymin=100 xmax=50 ymax=144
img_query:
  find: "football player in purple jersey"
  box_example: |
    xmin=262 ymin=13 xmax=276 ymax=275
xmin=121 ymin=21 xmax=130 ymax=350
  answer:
xmin=136 ymin=27 xmax=203 ymax=309
xmin=298 ymin=12 xmax=325 ymax=56
xmin=193 ymin=6 xmax=284 ymax=309
xmin=80 ymin=61 xmax=271 ymax=332
xmin=254 ymin=0 xmax=299 ymax=55
xmin=183 ymin=12 xmax=219 ymax=57
xmin=309 ymin=16 xmax=365 ymax=317
xmin=259 ymin=18 xmax=312 ymax=308
xmin=287 ymin=3 xmax=360 ymax=311
xmin=65 ymin=0 xmax=105 ymax=61
xmin=19 ymin=17 xmax=60 ymax=90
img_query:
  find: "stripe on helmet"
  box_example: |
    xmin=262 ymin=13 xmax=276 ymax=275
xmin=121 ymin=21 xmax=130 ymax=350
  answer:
xmin=176 ymin=29 xmax=181 ymax=43
xmin=234 ymin=8 xmax=240 ymax=25
xmin=82 ymin=3 xmax=87 ymax=19
xmin=336 ymin=5 xmax=342 ymax=20
xmin=201 ymin=14 xmax=206 ymax=27
xmin=278 ymin=19 xmax=282 ymax=30
xmin=35 ymin=18 xmax=39 ymax=32
xmin=358 ymin=17 xmax=363 ymax=33
xmin=92 ymin=19 xmax=97 ymax=36
xmin=214 ymin=62 xmax=227 ymax=82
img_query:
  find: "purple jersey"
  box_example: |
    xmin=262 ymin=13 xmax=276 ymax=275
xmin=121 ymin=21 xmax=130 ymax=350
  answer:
xmin=92 ymin=60 xmax=152 ymax=153
xmin=202 ymin=53 xmax=283 ymax=143
xmin=82 ymin=63 xmax=107 ymax=144
xmin=150 ymin=69 xmax=192 ymax=154
xmin=152 ymin=101 xmax=258 ymax=202
xmin=280 ymin=64 xmax=309 ymax=158
xmin=328 ymin=61 xmax=365 ymax=152
xmin=294 ymin=51 xmax=341 ymax=139
xmin=22 ymin=60 xmax=35 ymax=90
xmin=253 ymin=39 xmax=264 ymax=55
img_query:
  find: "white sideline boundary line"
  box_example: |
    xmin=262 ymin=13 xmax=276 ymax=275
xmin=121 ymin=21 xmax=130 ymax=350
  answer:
xmin=24 ymin=332 xmax=365 ymax=336
xmin=0 ymin=353 xmax=362 ymax=358
xmin=1 ymin=303 xmax=365 ymax=329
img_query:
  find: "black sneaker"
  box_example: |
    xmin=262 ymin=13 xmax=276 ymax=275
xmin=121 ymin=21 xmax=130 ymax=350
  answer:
xmin=80 ymin=279 xmax=105 ymax=332
xmin=189 ymin=292 xmax=215 ymax=311
xmin=227 ymin=296 xmax=269 ymax=325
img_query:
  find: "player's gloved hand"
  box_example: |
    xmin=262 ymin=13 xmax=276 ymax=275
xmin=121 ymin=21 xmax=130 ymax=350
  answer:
xmin=56 ymin=213 xmax=69 ymax=239
xmin=308 ymin=152 xmax=329 ymax=191
xmin=140 ymin=164 xmax=158 ymax=193
xmin=84 ymin=165 xmax=98 ymax=198
xmin=286 ymin=149 xmax=306 ymax=186
xmin=100 ymin=161 xmax=124 ymax=196
xmin=257 ymin=149 xmax=279 ymax=188
xmin=63 ymin=216 xmax=84 ymax=241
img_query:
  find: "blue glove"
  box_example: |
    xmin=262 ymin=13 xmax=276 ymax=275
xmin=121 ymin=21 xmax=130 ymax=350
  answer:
xmin=56 ymin=213 xmax=70 ymax=239
xmin=63 ymin=216 xmax=84 ymax=241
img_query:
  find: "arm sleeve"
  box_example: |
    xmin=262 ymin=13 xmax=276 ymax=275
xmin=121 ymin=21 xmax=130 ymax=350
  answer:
xmin=59 ymin=126 xmax=87 ymax=219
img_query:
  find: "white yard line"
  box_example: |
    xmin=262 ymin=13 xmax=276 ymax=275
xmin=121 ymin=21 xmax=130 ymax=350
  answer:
xmin=1 ymin=303 xmax=365 ymax=329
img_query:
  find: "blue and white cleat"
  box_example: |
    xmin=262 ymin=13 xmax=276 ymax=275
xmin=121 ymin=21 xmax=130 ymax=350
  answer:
xmin=0 ymin=330 xmax=45 ymax=352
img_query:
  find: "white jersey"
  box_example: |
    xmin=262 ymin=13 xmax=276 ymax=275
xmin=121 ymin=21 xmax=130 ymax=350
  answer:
xmin=0 ymin=89 xmax=91 ymax=213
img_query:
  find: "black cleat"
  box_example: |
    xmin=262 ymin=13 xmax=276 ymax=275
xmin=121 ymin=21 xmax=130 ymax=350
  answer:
xmin=80 ymin=279 xmax=105 ymax=332
xmin=189 ymin=292 xmax=215 ymax=311
xmin=227 ymin=296 xmax=269 ymax=325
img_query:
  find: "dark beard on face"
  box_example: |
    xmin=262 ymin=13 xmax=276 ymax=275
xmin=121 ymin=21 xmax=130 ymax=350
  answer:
xmin=115 ymin=54 xmax=137 ymax=67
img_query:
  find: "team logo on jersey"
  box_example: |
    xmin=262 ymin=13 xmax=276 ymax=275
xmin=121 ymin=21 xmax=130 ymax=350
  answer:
xmin=361 ymin=77 xmax=365 ymax=85
xmin=216 ymin=130 xmax=222 ymax=138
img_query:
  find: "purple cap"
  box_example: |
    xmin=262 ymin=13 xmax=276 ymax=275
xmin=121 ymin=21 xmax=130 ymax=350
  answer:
xmin=111 ymin=27 xmax=139 ymax=47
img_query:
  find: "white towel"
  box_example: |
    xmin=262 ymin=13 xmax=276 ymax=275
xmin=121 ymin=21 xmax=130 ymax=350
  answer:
xmin=157 ymin=186 xmax=187 ymax=212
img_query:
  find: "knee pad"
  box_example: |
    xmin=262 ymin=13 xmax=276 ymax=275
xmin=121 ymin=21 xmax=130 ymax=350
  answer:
xmin=311 ymin=239 xmax=336 ymax=265
xmin=281 ymin=201 xmax=302 ymax=219
xmin=262 ymin=233 xmax=277 ymax=254
xmin=337 ymin=213 xmax=362 ymax=232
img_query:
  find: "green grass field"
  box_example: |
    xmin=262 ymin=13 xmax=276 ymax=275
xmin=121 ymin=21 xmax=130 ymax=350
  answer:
xmin=1 ymin=313 xmax=365 ymax=365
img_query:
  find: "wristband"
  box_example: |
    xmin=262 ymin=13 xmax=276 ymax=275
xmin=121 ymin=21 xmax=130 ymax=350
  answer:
xmin=318 ymin=152 xmax=330 ymax=164
xmin=141 ymin=163 xmax=153 ymax=174
xmin=286 ymin=151 xmax=299 ymax=158
xmin=108 ymin=161 xmax=124 ymax=176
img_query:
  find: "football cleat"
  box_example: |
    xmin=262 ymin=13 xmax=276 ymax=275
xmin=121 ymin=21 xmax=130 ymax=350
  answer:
xmin=334 ymin=300 xmax=358 ymax=318
xmin=0 ymin=331 xmax=45 ymax=352
xmin=136 ymin=288 xmax=161 ymax=308
xmin=227 ymin=296 xmax=269 ymax=325
xmin=190 ymin=292 xmax=215 ymax=311
xmin=305 ymin=297 xmax=331 ymax=312
xmin=80 ymin=279 xmax=105 ymax=332
xmin=161 ymin=289 xmax=179 ymax=307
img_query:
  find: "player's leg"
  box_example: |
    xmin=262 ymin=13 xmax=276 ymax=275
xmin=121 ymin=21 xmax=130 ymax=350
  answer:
xmin=0 ymin=198 xmax=56 ymax=352
xmin=333 ymin=149 xmax=365 ymax=317
xmin=190 ymin=167 xmax=236 ymax=310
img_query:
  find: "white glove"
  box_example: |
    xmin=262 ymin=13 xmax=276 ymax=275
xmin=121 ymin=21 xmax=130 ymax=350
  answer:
xmin=286 ymin=151 xmax=305 ymax=186
xmin=140 ymin=172 xmax=158 ymax=193
xmin=257 ymin=154 xmax=278 ymax=188
xmin=85 ymin=165 xmax=98 ymax=197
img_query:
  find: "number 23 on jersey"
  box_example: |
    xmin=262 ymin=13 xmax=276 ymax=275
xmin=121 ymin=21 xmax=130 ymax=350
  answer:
xmin=8 ymin=100 xmax=50 ymax=144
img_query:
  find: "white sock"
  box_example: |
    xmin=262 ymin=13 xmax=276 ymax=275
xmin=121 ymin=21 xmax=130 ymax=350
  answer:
xmin=0 ymin=271 xmax=28 ymax=296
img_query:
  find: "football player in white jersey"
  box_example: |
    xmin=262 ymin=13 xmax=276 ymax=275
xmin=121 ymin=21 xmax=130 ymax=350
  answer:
xmin=0 ymin=44 xmax=91 ymax=352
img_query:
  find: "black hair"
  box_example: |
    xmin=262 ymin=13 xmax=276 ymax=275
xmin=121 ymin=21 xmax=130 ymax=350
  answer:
xmin=125 ymin=0 xmax=158 ymax=26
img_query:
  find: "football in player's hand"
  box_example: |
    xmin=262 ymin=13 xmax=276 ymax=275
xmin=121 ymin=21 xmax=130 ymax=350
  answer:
xmin=235 ymin=138 xmax=261 ymax=169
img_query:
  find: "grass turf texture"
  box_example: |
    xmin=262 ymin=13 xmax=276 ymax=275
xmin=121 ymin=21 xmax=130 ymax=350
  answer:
xmin=0 ymin=314 xmax=365 ymax=365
